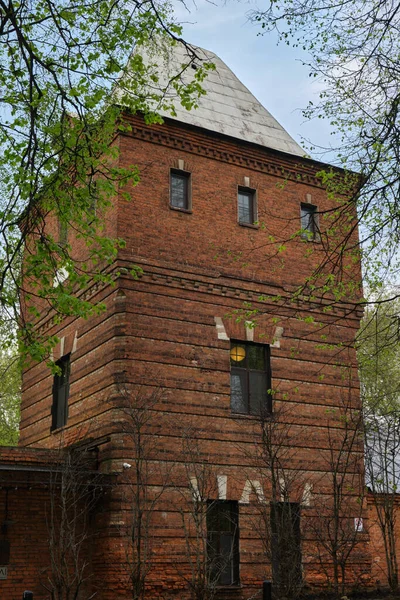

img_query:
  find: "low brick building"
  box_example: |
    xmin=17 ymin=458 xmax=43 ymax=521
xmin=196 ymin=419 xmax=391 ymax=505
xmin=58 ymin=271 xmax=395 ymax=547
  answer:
xmin=1 ymin=44 xmax=376 ymax=598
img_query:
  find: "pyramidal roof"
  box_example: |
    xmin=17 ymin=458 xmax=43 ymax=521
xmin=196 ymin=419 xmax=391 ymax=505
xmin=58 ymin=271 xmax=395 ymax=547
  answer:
xmin=120 ymin=42 xmax=305 ymax=157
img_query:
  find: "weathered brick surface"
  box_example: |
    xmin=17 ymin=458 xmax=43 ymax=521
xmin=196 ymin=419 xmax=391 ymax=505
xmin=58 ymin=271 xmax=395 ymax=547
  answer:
xmin=17 ymin=114 xmax=370 ymax=597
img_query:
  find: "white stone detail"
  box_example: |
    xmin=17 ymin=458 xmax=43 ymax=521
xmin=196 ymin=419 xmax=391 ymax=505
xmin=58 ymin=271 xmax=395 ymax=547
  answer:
xmin=59 ymin=337 xmax=65 ymax=357
xmin=214 ymin=317 xmax=229 ymax=340
xmin=302 ymin=483 xmax=313 ymax=507
xmin=178 ymin=159 xmax=184 ymax=170
xmin=53 ymin=266 xmax=69 ymax=287
xmin=279 ymin=477 xmax=287 ymax=501
xmin=245 ymin=321 xmax=254 ymax=341
xmin=72 ymin=330 xmax=78 ymax=353
xmin=271 ymin=326 xmax=284 ymax=348
xmin=217 ymin=475 xmax=227 ymax=499
xmin=240 ymin=479 xmax=266 ymax=504
xmin=189 ymin=476 xmax=201 ymax=502
xmin=244 ymin=176 xmax=250 ymax=188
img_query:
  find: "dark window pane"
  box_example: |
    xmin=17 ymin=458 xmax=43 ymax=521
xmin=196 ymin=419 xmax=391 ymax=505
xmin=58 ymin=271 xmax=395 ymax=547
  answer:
xmin=218 ymin=533 xmax=235 ymax=585
xmin=238 ymin=190 xmax=254 ymax=224
xmin=171 ymin=172 xmax=189 ymax=209
xmin=231 ymin=371 xmax=248 ymax=414
xmin=52 ymin=355 xmax=70 ymax=430
xmin=247 ymin=345 xmax=265 ymax=371
xmin=301 ymin=204 xmax=316 ymax=238
xmin=249 ymin=372 xmax=268 ymax=415
xmin=207 ymin=501 xmax=239 ymax=587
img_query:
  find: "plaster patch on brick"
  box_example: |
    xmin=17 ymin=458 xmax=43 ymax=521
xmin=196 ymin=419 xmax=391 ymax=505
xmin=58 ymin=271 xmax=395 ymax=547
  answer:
xmin=214 ymin=317 xmax=229 ymax=340
xmin=217 ymin=475 xmax=227 ymax=500
xmin=245 ymin=321 xmax=254 ymax=341
xmin=240 ymin=479 xmax=265 ymax=504
xmin=271 ymin=326 xmax=284 ymax=348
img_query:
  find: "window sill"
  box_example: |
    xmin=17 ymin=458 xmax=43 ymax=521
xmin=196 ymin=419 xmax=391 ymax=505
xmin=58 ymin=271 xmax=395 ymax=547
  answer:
xmin=169 ymin=205 xmax=192 ymax=214
xmin=231 ymin=411 xmax=272 ymax=420
xmin=51 ymin=425 xmax=66 ymax=434
xmin=300 ymin=235 xmax=321 ymax=243
xmin=238 ymin=221 xmax=259 ymax=229
xmin=215 ymin=584 xmax=242 ymax=591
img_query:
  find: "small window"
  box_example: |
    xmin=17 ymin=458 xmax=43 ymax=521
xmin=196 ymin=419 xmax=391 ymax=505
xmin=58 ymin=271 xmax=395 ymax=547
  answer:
xmin=230 ymin=342 xmax=272 ymax=416
xmin=207 ymin=500 xmax=239 ymax=586
xmin=51 ymin=354 xmax=70 ymax=431
xmin=300 ymin=203 xmax=318 ymax=240
xmin=238 ymin=187 xmax=256 ymax=225
xmin=58 ymin=218 xmax=68 ymax=246
xmin=170 ymin=169 xmax=191 ymax=210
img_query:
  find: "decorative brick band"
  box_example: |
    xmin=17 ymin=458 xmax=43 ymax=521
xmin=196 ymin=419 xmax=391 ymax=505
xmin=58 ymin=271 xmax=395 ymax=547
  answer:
xmin=123 ymin=116 xmax=325 ymax=188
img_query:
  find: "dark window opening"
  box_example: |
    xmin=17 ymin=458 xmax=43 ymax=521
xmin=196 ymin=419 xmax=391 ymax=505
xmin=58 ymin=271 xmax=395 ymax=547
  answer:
xmin=51 ymin=354 xmax=70 ymax=431
xmin=300 ymin=203 xmax=318 ymax=240
xmin=170 ymin=170 xmax=190 ymax=210
xmin=271 ymin=502 xmax=302 ymax=596
xmin=230 ymin=342 xmax=272 ymax=416
xmin=207 ymin=500 xmax=239 ymax=586
xmin=238 ymin=187 xmax=256 ymax=225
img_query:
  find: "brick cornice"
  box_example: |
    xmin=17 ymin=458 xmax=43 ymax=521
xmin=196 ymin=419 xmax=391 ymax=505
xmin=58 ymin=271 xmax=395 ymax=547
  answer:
xmin=34 ymin=258 xmax=361 ymax=336
xmin=121 ymin=114 xmax=327 ymax=188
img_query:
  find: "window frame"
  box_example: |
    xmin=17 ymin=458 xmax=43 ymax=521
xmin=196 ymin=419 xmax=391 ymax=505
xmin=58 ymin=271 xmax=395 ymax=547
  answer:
xmin=51 ymin=354 xmax=70 ymax=431
xmin=207 ymin=500 xmax=240 ymax=587
xmin=300 ymin=203 xmax=319 ymax=241
xmin=170 ymin=169 xmax=192 ymax=212
xmin=230 ymin=341 xmax=272 ymax=416
xmin=237 ymin=186 xmax=257 ymax=226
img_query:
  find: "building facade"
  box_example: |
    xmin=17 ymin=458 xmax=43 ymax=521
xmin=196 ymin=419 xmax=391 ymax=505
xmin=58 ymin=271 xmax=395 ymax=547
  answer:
xmin=2 ymin=45 xmax=373 ymax=599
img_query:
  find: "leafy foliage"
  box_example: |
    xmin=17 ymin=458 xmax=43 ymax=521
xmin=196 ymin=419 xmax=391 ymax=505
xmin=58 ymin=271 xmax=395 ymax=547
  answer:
xmin=0 ymin=321 xmax=20 ymax=445
xmin=252 ymin=0 xmax=400 ymax=294
xmin=0 ymin=0 xmax=212 ymax=362
xmin=358 ymin=296 xmax=400 ymax=413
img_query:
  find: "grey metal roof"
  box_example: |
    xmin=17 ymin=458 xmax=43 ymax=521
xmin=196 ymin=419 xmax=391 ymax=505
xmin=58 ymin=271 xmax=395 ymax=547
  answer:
xmin=120 ymin=42 xmax=305 ymax=157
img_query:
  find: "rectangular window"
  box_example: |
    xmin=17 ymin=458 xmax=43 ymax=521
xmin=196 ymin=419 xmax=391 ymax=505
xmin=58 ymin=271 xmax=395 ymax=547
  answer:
xmin=207 ymin=500 xmax=239 ymax=586
xmin=170 ymin=169 xmax=191 ymax=210
xmin=238 ymin=187 xmax=256 ymax=225
xmin=230 ymin=342 xmax=272 ymax=416
xmin=51 ymin=354 xmax=70 ymax=431
xmin=300 ymin=203 xmax=318 ymax=240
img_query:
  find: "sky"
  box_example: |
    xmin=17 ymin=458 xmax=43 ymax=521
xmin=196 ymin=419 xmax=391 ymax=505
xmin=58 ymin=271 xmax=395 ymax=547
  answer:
xmin=173 ymin=0 xmax=335 ymax=161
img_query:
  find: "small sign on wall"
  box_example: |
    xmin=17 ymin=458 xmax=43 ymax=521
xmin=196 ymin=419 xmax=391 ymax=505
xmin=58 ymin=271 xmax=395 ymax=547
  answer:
xmin=0 ymin=566 xmax=8 ymax=579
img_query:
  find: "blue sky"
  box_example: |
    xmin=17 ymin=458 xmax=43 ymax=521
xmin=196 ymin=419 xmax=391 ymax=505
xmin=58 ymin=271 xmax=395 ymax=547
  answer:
xmin=174 ymin=0 xmax=335 ymax=160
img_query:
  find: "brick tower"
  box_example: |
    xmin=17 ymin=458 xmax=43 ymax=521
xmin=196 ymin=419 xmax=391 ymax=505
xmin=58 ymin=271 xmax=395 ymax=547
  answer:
xmin=19 ymin=44 xmax=369 ymax=599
